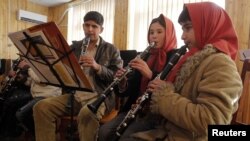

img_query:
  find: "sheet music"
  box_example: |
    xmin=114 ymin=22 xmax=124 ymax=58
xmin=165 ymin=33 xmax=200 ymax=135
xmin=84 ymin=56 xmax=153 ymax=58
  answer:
xmin=8 ymin=22 xmax=93 ymax=92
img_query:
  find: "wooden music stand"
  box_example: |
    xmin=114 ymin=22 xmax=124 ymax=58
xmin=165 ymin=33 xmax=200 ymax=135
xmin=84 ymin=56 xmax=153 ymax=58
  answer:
xmin=8 ymin=22 xmax=93 ymax=141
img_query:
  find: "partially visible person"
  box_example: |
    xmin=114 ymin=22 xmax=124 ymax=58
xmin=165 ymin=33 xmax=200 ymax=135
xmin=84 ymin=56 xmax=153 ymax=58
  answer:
xmin=33 ymin=11 xmax=122 ymax=141
xmin=0 ymin=59 xmax=62 ymax=141
xmin=15 ymin=60 xmax=62 ymax=135
xmin=98 ymin=14 xmax=177 ymax=141
xmin=0 ymin=59 xmax=31 ymax=139
xmin=129 ymin=2 xmax=243 ymax=141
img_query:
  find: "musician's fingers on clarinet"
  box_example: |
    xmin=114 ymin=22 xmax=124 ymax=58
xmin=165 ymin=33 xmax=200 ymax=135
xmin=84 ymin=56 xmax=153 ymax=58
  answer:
xmin=130 ymin=58 xmax=144 ymax=64
xmin=147 ymin=79 xmax=165 ymax=92
xmin=8 ymin=70 xmax=16 ymax=77
xmin=80 ymin=56 xmax=95 ymax=66
xmin=131 ymin=103 xmax=136 ymax=108
xmin=80 ymin=55 xmax=92 ymax=61
xmin=79 ymin=56 xmax=85 ymax=64
xmin=129 ymin=58 xmax=144 ymax=67
xmin=115 ymin=68 xmax=126 ymax=77
xmin=135 ymin=96 xmax=142 ymax=104
xmin=129 ymin=60 xmax=146 ymax=71
xmin=131 ymin=57 xmax=142 ymax=62
xmin=18 ymin=60 xmax=28 ymax=68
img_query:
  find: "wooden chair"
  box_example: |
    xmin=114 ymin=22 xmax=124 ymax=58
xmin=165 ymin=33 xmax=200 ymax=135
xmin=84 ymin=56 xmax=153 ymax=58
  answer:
xmin=233 ymin=59 xmax=250 ymax=124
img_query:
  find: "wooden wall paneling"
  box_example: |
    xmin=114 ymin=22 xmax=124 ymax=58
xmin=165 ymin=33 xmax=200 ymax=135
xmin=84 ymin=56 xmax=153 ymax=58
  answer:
xmin=0 ymin=0 xmax=48 ymax=60
xmin=48 ymin=4 xmax=69 ymax=39
xmin=113 ymin=0 xmax=128 ymax=50
xmin=26 ymin=1 xmax=49 ymax=31
xmin=0 ymin=0 xmax=9 ymax=59
xmin=226 ymin=0 xmax=250 ymax=73
xmin=9 ymin=0 xmax=18 ymax=59
xmin=27 ymin=1 xmax=48 ymax=15
xmin=9 ymin=0 xmax=22 ymax=59
xmin=8 ymin=0 xmax=23 ymax=58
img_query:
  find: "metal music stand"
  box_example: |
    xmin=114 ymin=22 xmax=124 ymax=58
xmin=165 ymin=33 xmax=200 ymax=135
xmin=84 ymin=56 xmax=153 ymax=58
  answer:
xmin=8 ymin=22 xmax=93 ymax=141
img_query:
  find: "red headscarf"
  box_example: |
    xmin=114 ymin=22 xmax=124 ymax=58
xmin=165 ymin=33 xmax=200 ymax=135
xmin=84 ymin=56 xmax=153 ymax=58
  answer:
xmin=167 ymin=2 xmax=239 ymax=82
xmin=140 ymin=14 xmax=177 ymax=93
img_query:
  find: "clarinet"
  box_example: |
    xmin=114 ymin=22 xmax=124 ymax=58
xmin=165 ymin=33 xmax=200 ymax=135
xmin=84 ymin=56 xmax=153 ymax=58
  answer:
xmin=0 ymin=57 xmax=22 ymax=98
xmin=81 ymin=37 xmax=90 ymax=56
xmin=87 ymin=42 xmax=156 ymax=113
xmin=79 ymin=37 xmax=90 ymax=66
xmin=113 ymin=45 xmax=188 ymax=140
xmin=66 ymin=37 xmax=91 ymax=108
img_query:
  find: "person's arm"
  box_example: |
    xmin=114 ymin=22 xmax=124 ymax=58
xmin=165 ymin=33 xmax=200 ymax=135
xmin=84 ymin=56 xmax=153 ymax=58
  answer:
xmin=150 ymin=54 xmax=243 ymax=135
xmin=129 ymin=58 xmax=153 ymax=80
xmin=95 ymin=43 xmax=123 ymax=83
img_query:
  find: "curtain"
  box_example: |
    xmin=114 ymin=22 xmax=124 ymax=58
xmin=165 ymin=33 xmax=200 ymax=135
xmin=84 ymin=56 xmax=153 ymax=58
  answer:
xmin=128 ymin=0 xmax=225 ymax=51
xmin=67 ymin=0 xmax=115 ymax=44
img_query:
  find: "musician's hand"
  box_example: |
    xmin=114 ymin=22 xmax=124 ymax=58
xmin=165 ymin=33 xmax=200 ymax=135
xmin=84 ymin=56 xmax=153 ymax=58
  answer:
xmin=18 ymin=60 xmax=29 ymax=69
xmin=131 ymin=103 xmax=137 ymax=110
xmin=133 ymin=96 xmax=143 ymax=105
xmin=79 ymin=55 xmax=101 ymax=71
xmin=129 ymin=58 xmax=152 ymax=79
xmin=149 ymin=81 xmax=175 ymax=114
xmin=115 ymin=68 xmax=127 ymax=78
xmin=8 ymin=70 xmax=16 ymax=77
xmin=115 ymin=68 xmax=128 ymax=90
xmin=147 ymin=79 xmax=167 ymax=93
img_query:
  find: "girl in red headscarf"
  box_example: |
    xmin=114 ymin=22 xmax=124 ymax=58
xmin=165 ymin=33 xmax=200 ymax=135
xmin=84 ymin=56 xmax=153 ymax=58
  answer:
xmin=133 ymin=2 xmax=243 ymax=141
xmin=98 ymin=14 xmax=177 ymax=141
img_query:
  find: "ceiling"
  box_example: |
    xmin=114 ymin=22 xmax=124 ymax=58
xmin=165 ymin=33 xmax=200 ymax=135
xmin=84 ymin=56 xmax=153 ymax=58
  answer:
xmin=28 ymin=0 xmax=73 ymax=7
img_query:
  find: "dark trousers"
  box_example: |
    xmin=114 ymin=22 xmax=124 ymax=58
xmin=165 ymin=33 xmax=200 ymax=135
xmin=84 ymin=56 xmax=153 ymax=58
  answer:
xmin=98 ymin=112 xmax=158 ymax=141
xmin=16 ymin=97 xmax=45 ymax=134
xmin=0 ymin=88 xmax=32 ymax=137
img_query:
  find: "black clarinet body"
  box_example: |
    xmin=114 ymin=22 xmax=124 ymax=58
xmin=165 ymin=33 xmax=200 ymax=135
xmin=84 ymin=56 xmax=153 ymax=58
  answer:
xmin=87 ymin=42 xmax=156 ymax=113
xmin=113 ymin=45 xmax=188 ymax=140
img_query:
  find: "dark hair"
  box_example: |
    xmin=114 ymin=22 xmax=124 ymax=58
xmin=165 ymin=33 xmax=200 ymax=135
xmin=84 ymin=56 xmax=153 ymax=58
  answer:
xmin=178 ymin=6 xmax=191 ymax=23
xmin=150 ymin=14 xmax=166 ymax=29
xmin=84 ymin=11 xmax=104 ymax=26
xmin=147 ymin=14 xmax=166 ymax=43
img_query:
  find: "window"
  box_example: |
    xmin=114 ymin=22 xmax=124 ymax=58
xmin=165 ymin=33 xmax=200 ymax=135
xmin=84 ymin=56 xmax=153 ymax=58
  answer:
xmin=67 ymin=0 xmax=115 ymax=44
xmin=128 ymin=0 xmax=225 ymax=51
